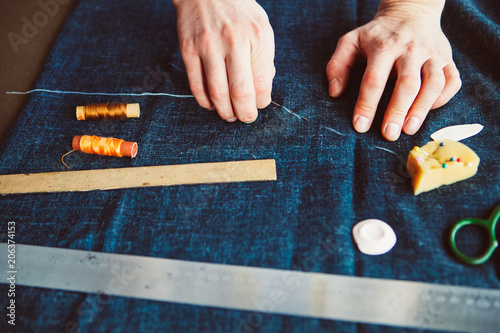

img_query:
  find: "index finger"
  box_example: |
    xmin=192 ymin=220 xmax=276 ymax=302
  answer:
xmin=226 ymin=44 xmax=258 ymax=123
xmin=250 ymin=27 xmax=275 ymax=109
xmin=353 ymin=54 xmax=395 ymax=133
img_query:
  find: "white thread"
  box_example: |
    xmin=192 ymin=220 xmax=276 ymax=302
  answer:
xmin=272 ymin=101 xmax=346 ymax=136
xmin=7 ymin=89 xmax=405 ymax=167
xmin=375 ymin=146 xmax=397 ymax=156
xmin=271 ymin=101 xmax=309 ymax=121
xmin=321 ymin=126 xmax=345 ymax=136
xmin=168 ymin=63 xmax=186 ymax=72
xmin=7 ymin=90 xmax=359 ymax=144
xmin=5 ymin=89 xmax=194 ymax=98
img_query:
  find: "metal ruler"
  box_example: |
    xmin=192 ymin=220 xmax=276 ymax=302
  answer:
xmin=2 ymin=244 xmax=500 ymax=332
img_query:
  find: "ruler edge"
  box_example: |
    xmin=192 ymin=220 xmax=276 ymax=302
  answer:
xmin=0 ymin=159 xmax=277 ymax=195
xmin=1 ymin=243 xmax=499 ymax=333
xmin=2 ymin=243 xmax=498 ymax=293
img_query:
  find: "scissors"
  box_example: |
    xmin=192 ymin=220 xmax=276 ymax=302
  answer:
xmin=449 ymin=205 xmax=500 ymax=265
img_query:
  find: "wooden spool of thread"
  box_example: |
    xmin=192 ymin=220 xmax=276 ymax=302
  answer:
xmin=76 ymin=103 xmax=140 ymax=120
xmin=72 ymin=135 xmax=138 ymax=158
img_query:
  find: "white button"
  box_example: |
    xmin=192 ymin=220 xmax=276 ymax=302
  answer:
xmin=352 ymin=219 xmax=397 ymax=255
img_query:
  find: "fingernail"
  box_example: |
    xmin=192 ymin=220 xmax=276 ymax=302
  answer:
xmin=384 ymin=123 xmax=401 ymax=141
xmin=244 ymin=118 xmax=257 ymax=124
xmin=226 ymin=116 xmax=237 ymax=122
xmin=329 ymin=78 xmax=340 ymax=97
xmin=354 ymin=116 xmax=370 ymax=133
xmin=404 ymin=117 xmax=421 ymax=135
xmin=244 ymin=112 xmax=259 ymax=124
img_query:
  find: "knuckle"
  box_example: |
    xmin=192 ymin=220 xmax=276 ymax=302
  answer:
xmin=388 ymin=107 xmax=408 ymax=118
xmin=230 ymin=82 xmax=253 ymax=100
xmin=250 ymin=22 xmax=261 ymax=40
xmin=337 ymin=34 xmax=351 ymax=47
xmin=369 ymin=31 xmax=397 ymax=52
xmin=189 ymin=81 xmax=206 ymax=96
xmin=250 ymin=23 xmax=273 ymax=50
xmin=398 ymin=73 xmax=421 ymax=92
xmin=208 ymin=84 xmax=228 ymax=101
xmin=180 ymin=38 xmax=197 ymax=55
xmin=251 ymin=6 xmax=271 ymax=29
xmin=347 ymin=30 xmax=360 ymax=41
xmin=197 ymin=29 xmax=216 ymax=50
xmin=426 ymin=72 xmax=446 ymax=91
xmin=221 ymin=26 xmax=243 ymax=48
xmin=404 ymin=41 xmax=418 ymax=55
xmin=327 ymin=56 xmax=343 ymax=72
xmin=336 ymin=31 xmax=358 ymax=50
xmin=363 ymin=71 xmax=385 ymax=91
xmin=355 ymin=100 xmax=377 ymax=116
xmin=253 ymin=78 xmax=272 ymax=96
xmin=377 ymin=39 xmax=394 ymax=52
xmin=411 ymin=105 xmax=429 ymax=117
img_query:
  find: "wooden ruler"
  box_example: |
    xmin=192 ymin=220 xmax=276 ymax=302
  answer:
xmin=0 ymin=159 xmax=276 ymax=194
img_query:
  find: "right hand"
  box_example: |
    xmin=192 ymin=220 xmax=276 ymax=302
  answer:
xmin=326 ymin=0 xmax=461 ymax=141
xmin=173 ymin=0 xmax=275 ymax=123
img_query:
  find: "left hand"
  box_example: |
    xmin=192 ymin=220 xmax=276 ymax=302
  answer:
xmin=173 ymin=0 xmax=275 ymax=124
xmin=326 ymin=0 xmax=461 ymax=141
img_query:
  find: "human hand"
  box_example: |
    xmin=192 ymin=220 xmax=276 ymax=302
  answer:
xmin=326 ymin=0 xmax=461 ymax=141
xmin=172 ymin=0 xmax=275 ymax=123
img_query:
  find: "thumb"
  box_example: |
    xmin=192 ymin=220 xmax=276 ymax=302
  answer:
xmin=326 ymin=31 xmax=361 ymax=98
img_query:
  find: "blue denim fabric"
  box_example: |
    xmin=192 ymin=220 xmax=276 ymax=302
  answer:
xmin=0 ymin=0 xmax=499 ymax=332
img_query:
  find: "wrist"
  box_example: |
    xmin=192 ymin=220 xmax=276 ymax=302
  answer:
xmin=376 ymin=0 xmax=445 ymax=22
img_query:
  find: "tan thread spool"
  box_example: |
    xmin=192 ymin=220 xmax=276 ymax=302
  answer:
xmin=76 ymin=103 xmax=140 ymax=120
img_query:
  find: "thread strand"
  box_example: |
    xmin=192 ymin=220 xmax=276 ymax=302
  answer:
xmin=61 ymin=150 xmax=76 ymax=168
xmin=6 ymin=89 xmax=194 ymax=98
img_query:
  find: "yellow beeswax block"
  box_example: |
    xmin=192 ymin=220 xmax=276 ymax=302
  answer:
xmin=407 ymin=139 xmax=480 ymax=195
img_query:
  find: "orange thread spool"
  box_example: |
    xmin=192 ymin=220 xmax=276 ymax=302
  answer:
xmin=72 ymin=135 xmax=138 ymax=158
xmin=76 ymin=103 xmax=140 ymax=120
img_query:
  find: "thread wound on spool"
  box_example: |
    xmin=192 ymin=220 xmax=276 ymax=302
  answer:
xmin=75 ymin=103 xmax=140 ymax=120
xmin=72 ymin=135 xmax=137 ymax=158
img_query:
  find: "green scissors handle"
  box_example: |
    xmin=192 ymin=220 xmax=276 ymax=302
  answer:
xmin=449 ymin=205 xmax=500 ymax=265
